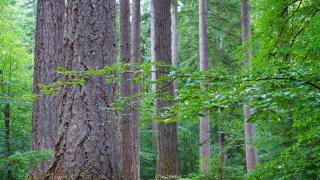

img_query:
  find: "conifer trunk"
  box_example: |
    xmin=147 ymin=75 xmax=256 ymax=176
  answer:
xmin=151 ymin=0 xmax=179 ymax=178
xmin=199 ymin=0 xmax=211 ymax=173
xmin=131 ymin=0 xmax=141 ymax=179
xmin=241 ymin=0 xmax=258 ymax=172
xmin=30 ymin=1 xmax=64 ymax=178
xmin=32 ymin=0 xmax=64 ymax=151
xmin=119 ymin=0 xmax=135 ymax=179
xmin=46 ymin=0 xmax=120 ymax=179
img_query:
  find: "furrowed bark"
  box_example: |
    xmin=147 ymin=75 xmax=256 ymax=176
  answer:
xmin=46 ymin=0 xmax=120 ymax=179
xmin=150 ymin=0 xmax=179 ymax=178
xmin=241 ymin=0 xmax=258 ymax=172
xmin=30 ymin=1 xmax=64 ymax=178
xmin=131 ymin=0 xmax=142 ymax=179
xmin=32 ymin=0 xmax=64 ymax=151
xmin=199 ymin=0 xmax=211 ymax=173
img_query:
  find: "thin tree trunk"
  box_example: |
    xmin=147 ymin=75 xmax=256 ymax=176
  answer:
xmin=4 ymin=103 xmax=11 ymax=179
xmin=3 ymin=76 xmax=10 ymax=180
xmin=131 ymin=0 xmax=141 ymax=179
xmin=2 ymin=58 xmax=13 ymax=180
xmin=150 ymin=0 xmax=179 ymax=178
xmin=46 ymin=0 xmax=119 ymax=179
xmin=199 ymin=0 xmax=210 ymax=173
xmin=218 ymin=132 xmax=226 ymax=180
xmin=30 ymin=1 xmax=64 ymax=178
xmin=241 ymin=0 xmax=258 ymax=172
xmin=119 ymin=0 xmax=134 ymax=179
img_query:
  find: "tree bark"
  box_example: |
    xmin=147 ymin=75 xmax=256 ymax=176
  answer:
xmin=131 ymin=0 xmax=141 ymax=179
xmin=119 ymin=0 xmax=135 ymax=179
xmin=46 ymin=0 xmax=120 ymax=179
xmin=199 ymin=0 xmax=211 ymax=173
xmin=150 ymin=0 xmax=179 ymax=178
xmin=241 ymin=0 xmax=258 ymax=172
xmin=32 ymin=0 xmax=64 ymax=151
xmin=31 ymin=1 xmax=64 ymax=178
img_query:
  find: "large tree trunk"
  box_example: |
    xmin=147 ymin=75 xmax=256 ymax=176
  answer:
xmin=32 ymin=0 xmax=64 ymax=151
xmin=131 ymin=0 xmax=141 ymax=179
xmin=241 ymin=0 xmax=258 ymax=172
xmin=199 ymin=0 xmax=211 ymax=173
xmin=119 ymin=0 xmax=134 ymax=179
xmin=31 ymin=1 xmax=64 ymax=178
xmin=150 ymin=0 xmax=179 ymax=178
xmin=46 ymin=0 xmax=120 ymax=179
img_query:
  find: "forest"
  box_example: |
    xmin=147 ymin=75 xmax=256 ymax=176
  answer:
xmin=0 ymin=0 xmax=319 ymax=179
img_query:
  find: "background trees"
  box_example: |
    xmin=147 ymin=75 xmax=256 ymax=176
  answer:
xmin=0 ymin=1 xmax=34 ymax=179
xmin=0 ymin=0 xmax=318 ymax=179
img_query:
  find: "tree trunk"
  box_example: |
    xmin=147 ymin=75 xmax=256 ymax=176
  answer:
xmin=150 ymin=0 xmax=179 ymax=178
xmin=131 ymin=0 xmax=141 ymax=179
xmin=46 ymin=0 xmax=120 ymax=179
xmin=218 ymin=132 xmax=226 ymax=180
xmin=119 ymin=0 xmax=135 ymax=179
xmin=31 ymin=1 xmax=64 ymax=178
xmin=32 ymin=0 xmax=64 ymax=151
xmin=199 ymin=0 xmax=211 ymax=173
xmin=4 ymin=103 xmax=12 ymax=179
xmin=2 ymin=58 xmax=13 ymax=180
xmin=241 ymin=0 xmax=258 ymax=172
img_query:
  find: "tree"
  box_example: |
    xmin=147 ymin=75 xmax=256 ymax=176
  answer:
xmin=2 ymin=60 xmax=13 ymax=179
xmin=199 ymin=0 xmax=210 ymax=173
xmin=46 ymin=0 xmax=120 ymax=178
xmin=131 ymin=0 xmax=142 ymax=179
xmin=119 ymin=0 xmax=135 ymax=179
xmin=30 ymin=0 xmax=64 ymax=178
xmin=150 ymin=0 xmax=179 ymax=178
xmin=241 ymin=0 xmax=258 ymax=172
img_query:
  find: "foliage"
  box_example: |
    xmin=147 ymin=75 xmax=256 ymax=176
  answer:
xmin=0 ymin=0 xmax=35 ymax=179
xmin=0 ymin=150 xmax=53 ymax=180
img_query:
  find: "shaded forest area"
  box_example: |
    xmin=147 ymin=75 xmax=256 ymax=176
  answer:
xmin=0 ymin=0 xmax=319 ymax=179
